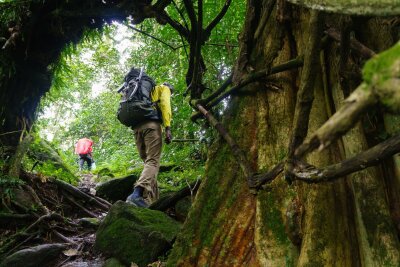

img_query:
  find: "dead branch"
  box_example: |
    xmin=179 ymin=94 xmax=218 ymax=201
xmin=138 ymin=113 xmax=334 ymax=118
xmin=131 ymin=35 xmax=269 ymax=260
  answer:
xmin=290 ymin=134 xmax=400 ymax=183
xmin=294 ymin=83 xmax=377 ymax=158
xmin=149 ymin=180 xmax=201 ymax=211
xmin=325 ymin=27 xmax=376 ymax=59
xmin=196 ymin=104 xmax=254 ymax=185
xmin=191 ymin=57 xmax=304 ymax=121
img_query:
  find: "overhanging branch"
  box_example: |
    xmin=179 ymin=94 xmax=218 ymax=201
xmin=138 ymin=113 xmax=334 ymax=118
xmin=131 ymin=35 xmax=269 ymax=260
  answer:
xmin=127 ymin=24 xmax=178 ymax=50
xmin=191 ymin=57 xmax=304 ymax=121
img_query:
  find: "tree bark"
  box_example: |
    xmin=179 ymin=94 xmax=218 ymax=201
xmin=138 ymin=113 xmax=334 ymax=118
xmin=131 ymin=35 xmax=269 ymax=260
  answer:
xmin=168 ymin=2 xmax=400 ymax=266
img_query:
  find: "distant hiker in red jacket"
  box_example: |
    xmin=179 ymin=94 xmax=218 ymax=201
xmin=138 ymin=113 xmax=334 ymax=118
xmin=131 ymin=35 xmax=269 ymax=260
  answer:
xmin=75 ymin=138 xmax=94 ymax=171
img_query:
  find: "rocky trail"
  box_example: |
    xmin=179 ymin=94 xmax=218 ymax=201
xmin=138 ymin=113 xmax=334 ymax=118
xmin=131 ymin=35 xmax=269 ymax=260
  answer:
xmin=0 ymin=171 xmax=196 ymax=267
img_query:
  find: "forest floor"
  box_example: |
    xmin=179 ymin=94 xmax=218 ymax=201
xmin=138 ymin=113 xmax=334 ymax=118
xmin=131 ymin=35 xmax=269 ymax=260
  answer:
xmin=1 ymin=171 xmax=110 ymax=267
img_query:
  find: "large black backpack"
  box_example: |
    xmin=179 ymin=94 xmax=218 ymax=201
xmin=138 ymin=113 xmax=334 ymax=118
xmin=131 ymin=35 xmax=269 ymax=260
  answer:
xmin=117 ymin=67 xmax=160 ymax=128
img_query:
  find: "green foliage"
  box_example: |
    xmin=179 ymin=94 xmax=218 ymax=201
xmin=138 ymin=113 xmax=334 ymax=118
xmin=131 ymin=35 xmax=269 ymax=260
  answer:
xmin=32 ymin=1 xmax=245 ymax=189
xmin=0 ymin=173 xmax=24 ymax=199
xmin=22 ymin=132 xmax=78 ymax=184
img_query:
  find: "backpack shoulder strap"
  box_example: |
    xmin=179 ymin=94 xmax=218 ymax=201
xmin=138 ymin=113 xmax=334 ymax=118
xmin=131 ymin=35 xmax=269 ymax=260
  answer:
xmin=128 ymin=67 xmax=144 ymax=101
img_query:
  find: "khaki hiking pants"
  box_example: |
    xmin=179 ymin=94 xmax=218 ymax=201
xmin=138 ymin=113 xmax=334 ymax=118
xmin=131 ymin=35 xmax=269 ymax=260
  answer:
xmin=133 ymin=121 xmax=162 ymax=204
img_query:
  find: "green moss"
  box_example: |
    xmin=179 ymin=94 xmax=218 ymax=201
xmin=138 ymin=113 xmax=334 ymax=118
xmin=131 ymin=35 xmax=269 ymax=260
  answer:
xmin=362 ymin=42 xmax=400 ymax=86
xmin=259 ymin=190 xmax=290 ymax=246
xmin=96 ymin=202 xmax=181 ymax=266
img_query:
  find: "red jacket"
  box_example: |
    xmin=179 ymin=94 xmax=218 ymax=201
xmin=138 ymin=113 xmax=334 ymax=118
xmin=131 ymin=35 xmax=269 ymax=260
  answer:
xmin=75 ymin=138 xmax=93 ymax=155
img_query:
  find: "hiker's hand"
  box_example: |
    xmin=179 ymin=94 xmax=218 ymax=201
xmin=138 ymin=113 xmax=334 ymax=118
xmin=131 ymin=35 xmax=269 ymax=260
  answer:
xmin=165 ymin=127 xmax=172 ymax=144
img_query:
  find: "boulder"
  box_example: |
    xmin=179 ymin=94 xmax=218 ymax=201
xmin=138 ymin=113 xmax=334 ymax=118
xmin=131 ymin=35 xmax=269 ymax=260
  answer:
xmin=95 ymin=175 xmax=137 ymax=202
xmin=95 ymin=201 xmax=180 ymax=267
xmin=0 ymin=243 xmax=68 ymax=267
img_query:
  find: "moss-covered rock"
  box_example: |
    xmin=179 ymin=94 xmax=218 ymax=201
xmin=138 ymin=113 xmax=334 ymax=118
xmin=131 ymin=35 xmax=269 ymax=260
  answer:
xmin=95 ymin=175 xmax=138 ymax=202
xmin=95 ymin=201 xmax=180 ymax=267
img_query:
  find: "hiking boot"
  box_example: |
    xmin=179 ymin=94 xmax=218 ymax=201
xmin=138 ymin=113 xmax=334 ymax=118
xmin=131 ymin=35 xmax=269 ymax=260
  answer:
xmin=126 ymin=193 xmax=148 ymax=208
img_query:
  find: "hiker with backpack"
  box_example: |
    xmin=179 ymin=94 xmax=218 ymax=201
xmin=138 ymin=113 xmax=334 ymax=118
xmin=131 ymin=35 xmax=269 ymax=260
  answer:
xmin=75 ymin=137 xmax=94 ymax=171
xmin=117 ymin=67 xmax=173 ymax=208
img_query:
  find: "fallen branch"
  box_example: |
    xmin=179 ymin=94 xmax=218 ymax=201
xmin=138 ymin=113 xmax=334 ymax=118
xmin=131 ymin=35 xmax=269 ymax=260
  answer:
xmin=290 ymin=134 xmax=400 ymax=183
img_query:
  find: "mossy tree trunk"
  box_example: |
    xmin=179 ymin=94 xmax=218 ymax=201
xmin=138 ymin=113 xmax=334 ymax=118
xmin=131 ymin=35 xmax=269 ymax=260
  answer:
xmin=168 ymin=1 xmax=400 ymax=266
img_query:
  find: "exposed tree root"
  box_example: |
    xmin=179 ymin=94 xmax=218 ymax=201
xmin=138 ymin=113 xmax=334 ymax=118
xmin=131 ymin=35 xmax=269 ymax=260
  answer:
xmin=0 ymin=171 xmax=109 ymax=265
